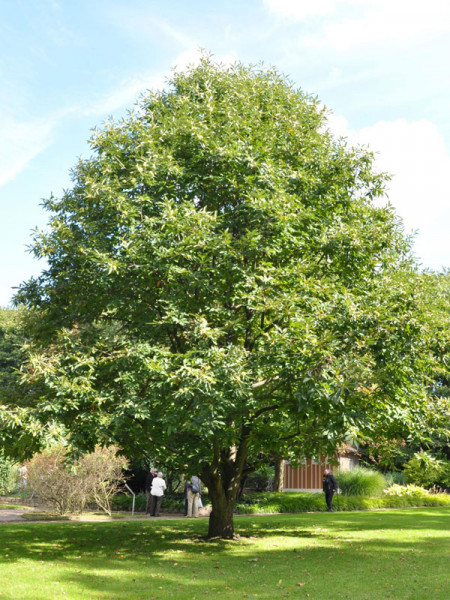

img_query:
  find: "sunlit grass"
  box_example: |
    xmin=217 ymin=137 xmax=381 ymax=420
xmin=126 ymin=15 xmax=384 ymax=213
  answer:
xmin=0 ymin=508 xmax=448 ymax=599
xmin=20 ymin=511 xmax=70 ymax=521
xmin=20 ymin=511 xmax=132 ymax=522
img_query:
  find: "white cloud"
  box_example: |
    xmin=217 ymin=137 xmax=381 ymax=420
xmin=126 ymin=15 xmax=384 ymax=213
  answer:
xmin=264 ymin=0 xmax=450 ymax=50
xmin=0 ymin=115 xmax=57 ymax=188
xmin=327 ymin=113 xmax=450 ymax=268
xmin=263 ymin=0 xmax=338 ymax=20
xmin=357 ymin=119 xmax=449 ymax=226
xmin=318 ymin=1 xmax=450 ymax=51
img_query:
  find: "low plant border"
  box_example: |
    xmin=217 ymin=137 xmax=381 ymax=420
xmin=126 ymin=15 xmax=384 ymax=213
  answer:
xmin=234 ymin=491 xmax=450 ymax=514
xmin=109 ymin=490 xmax=450 ymax=516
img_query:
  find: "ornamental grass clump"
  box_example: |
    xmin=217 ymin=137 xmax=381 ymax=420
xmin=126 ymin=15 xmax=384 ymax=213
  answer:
xmin=336 ymin=468 xmax=386 ymax=497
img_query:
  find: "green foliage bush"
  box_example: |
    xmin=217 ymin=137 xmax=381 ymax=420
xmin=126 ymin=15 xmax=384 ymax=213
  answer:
xmin=111 ymin=492 xmax=199 ymax=513
xmin=403 ymin=451 xmax=450 ymax=489
xmin=404 ymin=451 xmax=443 ymax=487
xmin=384 ymin=484 xmax=429 ymax=497
xmin=440 ymin=462 xmax=450 ymax=488
xmin=384 ymin=471 xmax=406 ymax=487
xmin=0 ymin=454 xmax=18 ymax=495
xmin=245 ymin=465 xmax=275 ymax=491
xmin=336 ymin=468 xmax=386 ymax=497
xmin=112 ymin=493 xmax=146 ymax=512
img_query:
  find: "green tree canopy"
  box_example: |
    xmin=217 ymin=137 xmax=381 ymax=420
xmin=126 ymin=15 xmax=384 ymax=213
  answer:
xmin=0 ymin=308 xmax=25 ymax=402
xmin=0 ymin=308 xmax=63 ymax=456
xmin=361 ymin=270 xmax=450 ymax=470
xmin=6 ymin=56 xmax=437 ymax=537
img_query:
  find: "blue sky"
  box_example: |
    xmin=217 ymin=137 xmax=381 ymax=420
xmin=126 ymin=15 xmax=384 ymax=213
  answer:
xmin=1 ymin=0 xmax=449 ymax=306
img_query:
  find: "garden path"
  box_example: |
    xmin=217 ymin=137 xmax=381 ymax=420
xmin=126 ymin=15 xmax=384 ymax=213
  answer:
xmin=0 ymin=509 xmax=27 ymax=521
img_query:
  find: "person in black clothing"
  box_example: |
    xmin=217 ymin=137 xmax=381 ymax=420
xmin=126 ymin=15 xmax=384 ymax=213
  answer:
xmin=323 ymin=468 xmax=338 ymax=512
xmin=145 ymin=468 xmax=157 ymax=515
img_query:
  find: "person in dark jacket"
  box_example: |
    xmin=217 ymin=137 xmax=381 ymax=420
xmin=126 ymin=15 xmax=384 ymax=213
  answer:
xmin=145 ymin=468 xmax=157 ymax=515
xmin=323 ymin=468 xmax=338 ymax=512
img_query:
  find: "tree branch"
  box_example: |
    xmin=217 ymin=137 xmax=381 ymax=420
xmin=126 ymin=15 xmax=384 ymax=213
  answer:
xmin=250 ymin=404 xmax=280 ymax=422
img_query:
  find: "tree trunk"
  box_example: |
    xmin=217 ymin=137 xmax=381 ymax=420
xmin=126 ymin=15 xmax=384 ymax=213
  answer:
xmin=207 ymin=493 xmax=236 ymax=539
xmin=273 ymin=457 xmax=285 ymax=493
xmin=237 ymin=474 xmax=247 ymax=501
xmin=203 ymin=466 xmax=240 ymax=539
xmin=202 ymin=434 xmax=250 ymax=539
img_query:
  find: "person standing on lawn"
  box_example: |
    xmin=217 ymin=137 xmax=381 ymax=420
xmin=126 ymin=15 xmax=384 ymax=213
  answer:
xmin=186 ymin=475 xmax=202 ymax=518
xmin=145 ymin=467 xmax=157 ymax=515
xmin=150 ymin=471 xmax=167 ymax=517
xmin=323 ymin=468 xmax=338 ymax=512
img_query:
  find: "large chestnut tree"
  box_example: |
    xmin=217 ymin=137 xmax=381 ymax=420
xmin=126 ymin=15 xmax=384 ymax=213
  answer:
xmin=11 ymin=57 xmax=433 ymax=537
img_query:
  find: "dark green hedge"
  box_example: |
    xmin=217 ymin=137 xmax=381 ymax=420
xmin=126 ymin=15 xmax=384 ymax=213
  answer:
xmin=112 ymin=492 xmax=191 ymax=513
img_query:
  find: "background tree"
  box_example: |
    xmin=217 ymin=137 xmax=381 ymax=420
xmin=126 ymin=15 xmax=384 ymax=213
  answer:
xmin=0 ymin=308 xmax=63 ymax=456
xmin=0 ymin=308 xmax=26 ymax=406
xmin=10 ymin=56 xmax=436 ymax=537
xmin=0 ymin=308 xmax=39 ymax=456
xmin=361 ymin=271 xmax=449 ymax=472
xmin=422 ymin=270 xmax=450 ymax=461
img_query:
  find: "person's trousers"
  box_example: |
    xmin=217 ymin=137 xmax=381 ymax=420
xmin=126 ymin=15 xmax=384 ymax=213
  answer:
xmin=187 ymin=489 xmax=199 ymax=517
xmin=325 ymin=490 xmax=334 ymax=511
xmin=150 ymin=495 xmax=163 ymax=516
xmin=145 ymin=490 xmax=152 ymax=514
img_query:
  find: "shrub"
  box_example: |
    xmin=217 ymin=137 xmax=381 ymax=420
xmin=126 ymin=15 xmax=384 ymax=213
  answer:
xmin=384 ymin=484 xmax=429 ymax=497
xmin=440 ymin=462 xmax=450 ymax=489
xmin=111 ymin=492 xmax=202 ymax=513
xmin=384 ymin=471 xmax=406 ymax=487
xmin=245 ymin=465 xmax=275 ymax=491
xmin=79 ymin=446 xmax=129 ymax=515
xmin=336 ymin=468 xmax=386 ymax=497
xmin=0 ymin=454 xmax=18 ymax=495
xmin=112 ymin=493 xmax=147 ymax=512
xmin=26 ymin=445 xmax=128 ymax=515
xmin=25 ymin=446 xmax=83 ymax=514
xmin=403 ymin=451 xmax=444 ymax=487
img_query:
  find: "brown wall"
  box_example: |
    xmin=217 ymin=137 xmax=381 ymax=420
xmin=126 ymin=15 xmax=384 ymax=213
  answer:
xmin=284 ymin=459 xmax=335 ymax=491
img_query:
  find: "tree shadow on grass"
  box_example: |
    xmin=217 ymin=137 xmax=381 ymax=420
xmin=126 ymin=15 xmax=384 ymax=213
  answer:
xmin=0 ymin=509 xmax=448 ymax=599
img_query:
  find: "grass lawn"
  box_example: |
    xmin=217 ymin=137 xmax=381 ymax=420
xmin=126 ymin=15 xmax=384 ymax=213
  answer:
xmin=0 ymin=508 xmax=448 ymax=600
